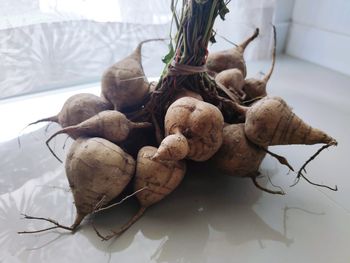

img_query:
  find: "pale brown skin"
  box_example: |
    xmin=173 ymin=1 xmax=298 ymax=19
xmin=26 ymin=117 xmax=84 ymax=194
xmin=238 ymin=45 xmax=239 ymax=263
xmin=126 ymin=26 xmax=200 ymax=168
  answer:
xmin=29 ymin=93 xmax=113 ymax=127
xmin=206 ymin=28 xmax=259 ymax=77
xmin=242 ymin=78 xmax=268 ymax=101
xmin=18 ymin=137 xmax=136 ymax=234
xmin=152 ymin=132 xmax=189 ymax=161
xmin=244 ymin=96 xmax=337 ymax=146
xmin=99 ymin=146 xmax=186 ymax=240
xmin=101 ymin=39 xmax=162 ymax=111
xmin=46 ymin=110 xmax=152 ymax=163
xmin=215 ymin=68 xmax=245 ymax=100
xmin=135 ymin=146 xmax=186 ymax=207
xmin=47 ymin=110 xmax=152 ymax=144
xmin=65 ymin=137 xmax=135 ymax=223
xmin=163 ymin=97 xmax=224 ymax=161
xmin=211 ymin=123 xmax=266 ymax=177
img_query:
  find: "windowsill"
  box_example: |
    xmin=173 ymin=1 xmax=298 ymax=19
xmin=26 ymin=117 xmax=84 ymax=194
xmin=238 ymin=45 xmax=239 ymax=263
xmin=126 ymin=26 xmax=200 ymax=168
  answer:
xmin=1 ymin=54 xmax=349 ymax=262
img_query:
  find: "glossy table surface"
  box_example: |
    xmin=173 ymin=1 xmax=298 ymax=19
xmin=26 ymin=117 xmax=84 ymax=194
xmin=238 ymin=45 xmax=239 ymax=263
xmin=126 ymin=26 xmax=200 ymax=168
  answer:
xmin=1 ymin=55 xmax=349 ymax=263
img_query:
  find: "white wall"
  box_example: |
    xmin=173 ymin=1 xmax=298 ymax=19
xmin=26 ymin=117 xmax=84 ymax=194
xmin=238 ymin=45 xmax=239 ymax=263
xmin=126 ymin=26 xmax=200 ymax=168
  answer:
xmin=212 ymin=0 xmax=276 ymax=60
xmin=286 ymin=0 xmax=350 ymax=76
xmin=213 ymin=0 xmax=295 ymax=58
xmin=274 ymin=0 xmax=295 ymax=53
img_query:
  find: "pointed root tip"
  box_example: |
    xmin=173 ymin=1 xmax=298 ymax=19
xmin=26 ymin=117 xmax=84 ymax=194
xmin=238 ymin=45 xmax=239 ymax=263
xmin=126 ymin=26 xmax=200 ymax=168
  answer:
xmin=279 ymin=158 xmax=294 ymax=172
xmin=329 ymin=138 xmax=338 ymax=146
xmin=255 ymin=27 xmax=260 ymax=36
xmin=20 ymin=213 xmax=34 ymax=219
xmin=289 ymin=180 xmax=299 ymax=188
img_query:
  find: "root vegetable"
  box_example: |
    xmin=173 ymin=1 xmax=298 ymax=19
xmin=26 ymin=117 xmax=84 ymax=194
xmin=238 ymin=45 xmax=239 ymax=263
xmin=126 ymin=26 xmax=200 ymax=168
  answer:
xmin=66 ymin=138 xmax=135 ymax=219
xmin=211 ymin=123 xmax=266 ymax=177
xmin=242 ymin=26 xmax=276 ymax=101
xmin=215 ymin=68 xmax=245 ymax=100
xmin=214 ymin=26 xmax=276 ymax=103
xmin=28 ymin=93 xmax=113 ymax=128
xmin=155 ymin=97 xmax=224 ymax=162
xmin=19 ymin=137 xmax=135 ymax=234
xmin=46 ymin=110 xmax=152 ymax=162
xmin=244 ymin=96 xmax=337 ymax=146
xmin=211 ymin=123 xmax=289 ymax=195
xmin=101 ymin=39 xmax=163 ymax=111
xmin=152 ymin=132 xmax=189 ymax=161
xmin=136 ymin=146 xmax=186 ymax=207
xmin=206 ymin=28 xmax=259 ymax=77
xmin=17 ymin=0 xmax=340 ymax=241
xmin=100 ymin=146 xmax=186 ymax=240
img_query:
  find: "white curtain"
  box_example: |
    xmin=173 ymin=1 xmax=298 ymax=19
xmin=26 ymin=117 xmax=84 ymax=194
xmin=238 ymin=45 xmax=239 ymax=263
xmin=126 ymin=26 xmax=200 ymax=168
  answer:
xmin=0 ymin=0 xmax=275 ymax=99
xmin=0 ymin=0 xmax=171 ymax=99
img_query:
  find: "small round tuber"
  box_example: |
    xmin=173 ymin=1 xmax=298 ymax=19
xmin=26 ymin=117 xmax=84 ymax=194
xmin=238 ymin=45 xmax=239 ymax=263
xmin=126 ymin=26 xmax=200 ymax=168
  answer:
xmin=46 ymin=110 xmax=152 ymax=162
xmin=215 ymin=68 xmax=245 ymax=100
xmin=206 ymin=28 xmax=259 ymax=77
xmin=152 ymin=132 xmax=189 ymax=161
xmin=29 ymin=93 xmax=113 ymax=128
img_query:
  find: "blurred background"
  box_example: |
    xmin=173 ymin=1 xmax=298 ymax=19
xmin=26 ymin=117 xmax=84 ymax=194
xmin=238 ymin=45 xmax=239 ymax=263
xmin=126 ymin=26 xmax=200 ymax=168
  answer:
xmin=1 ymin=0 xmax=348 ymax=100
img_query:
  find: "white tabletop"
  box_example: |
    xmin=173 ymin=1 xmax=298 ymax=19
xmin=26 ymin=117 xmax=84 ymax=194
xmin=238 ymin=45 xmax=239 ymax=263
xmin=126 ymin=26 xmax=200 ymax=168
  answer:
xmin=0 ymin=55 xmax=349 ymax=263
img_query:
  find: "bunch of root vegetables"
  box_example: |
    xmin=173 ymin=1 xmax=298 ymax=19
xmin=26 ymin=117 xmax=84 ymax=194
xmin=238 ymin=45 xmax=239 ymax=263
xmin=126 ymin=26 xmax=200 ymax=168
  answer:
xmin=19 ymin=0 xmax=337 ymax=240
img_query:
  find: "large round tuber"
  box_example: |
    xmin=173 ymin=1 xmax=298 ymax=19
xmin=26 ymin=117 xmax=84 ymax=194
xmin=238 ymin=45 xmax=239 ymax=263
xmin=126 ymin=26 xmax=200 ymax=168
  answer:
xmin=155 ymin=97 xmax=224 ymax=162
xmin=65 ymin=137 xmax=135 ymax=223
xmin=211 ymin=123 xmax=266 ymax=177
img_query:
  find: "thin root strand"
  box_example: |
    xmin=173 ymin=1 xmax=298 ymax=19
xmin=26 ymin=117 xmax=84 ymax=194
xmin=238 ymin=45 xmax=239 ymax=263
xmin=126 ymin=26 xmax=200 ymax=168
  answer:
xmin=46 ymin=138 xmax=63 ymax=163
xmin=62 ymin=135 xmax=70 ymax=150
xmin=291 ymin=143 xmax=338 ymax=191
xmin=298 ymin=172 xmax=338 ymax=191
xmin=262 ymin=148 xmax=294 ymax=171
xmin=252 ymin=176 xmax=285 ymax=195
xmin=93 ymin=187 xmax=148 ymax=214
xmin=18 ymin=226 xmax=60 ymax=234
xmin=18 ymin=214 xmax=77 ymax=234
xmin=101 ymin=207 xmax=147 ymax=241
xmin=92 ymin=223 xmax=109 ymax=241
